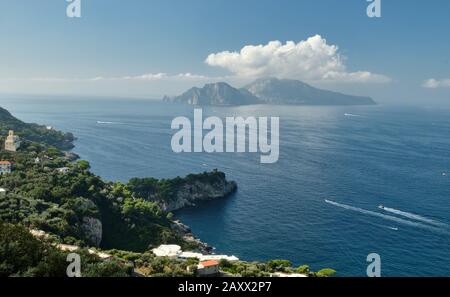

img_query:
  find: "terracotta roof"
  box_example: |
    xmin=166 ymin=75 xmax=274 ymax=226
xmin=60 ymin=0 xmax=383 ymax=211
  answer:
xmin=200 ymin=260 xmax=219 ymax=267
xmin=0 ymin=161 xmax=12 ymax=165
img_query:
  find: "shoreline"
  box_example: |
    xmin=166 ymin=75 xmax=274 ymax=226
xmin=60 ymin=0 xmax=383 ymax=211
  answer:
xmin=64 ymin=139 xmax=233 ymax=257
xmin=0 ymin=104 xmax=336 ymax=277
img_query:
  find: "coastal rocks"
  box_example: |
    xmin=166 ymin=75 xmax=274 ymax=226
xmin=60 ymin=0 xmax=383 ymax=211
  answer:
xmin=127 ymin=171 xmax=237 ymax=212
xmin=183 ymin=234 xmax=213 ymax=254
xmin=81 ymin=217 xmax=102 ymax=247
xmin=171 ymin=220 xmax=213 ymax=254
xmin=171 ymin=220 xmax=191 ymax=234
xmin=160 ymin=176 xmax=237 ymax=212
xmin=64 ymin=151 xmax=80 ymax=161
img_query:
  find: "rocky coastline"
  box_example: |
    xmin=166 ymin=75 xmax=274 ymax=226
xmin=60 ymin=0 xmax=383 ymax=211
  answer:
xmin=159 ymin=174 xmax=237 ymax=212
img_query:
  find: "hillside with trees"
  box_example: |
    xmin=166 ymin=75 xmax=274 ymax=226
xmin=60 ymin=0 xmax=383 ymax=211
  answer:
xmin=0 ymin=106 xmax=334 ymax=277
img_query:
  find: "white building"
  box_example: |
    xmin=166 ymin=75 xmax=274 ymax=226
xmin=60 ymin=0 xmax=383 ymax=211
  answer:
xmin=0 ymin=188 xmax=6 ymax=197
xmin=0 ymin=161 xmax=12 ymax=175
xmin=197 ymin=260 xmax=220 ymax=276
xmin=178 ymin=252 xmax=239 ymax=262
xmin=152 ymin=244 xmax=182 ymax=258
xmin=178 ymin=251 xmax=203 ymax=259
xmin=4 ymin=130 xmax=21 ymax=152
xmin=152 ymin=244 xmax=239 ymax=263
xmin=199 ymin=255 xmax=239 ymax=262
xmin=57 ymin=167 xmax=71 ymax=174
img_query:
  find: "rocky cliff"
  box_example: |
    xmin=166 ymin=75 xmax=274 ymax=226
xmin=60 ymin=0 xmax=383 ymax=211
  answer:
xmin=161 ymin=175 xmax=237 ymax=212
xmin=163 ymin=82 xmax=261 ymax=106
xmin=128 ymin=170 xmax=237 ymax=212
xmin=81 ymin=217 xmax=103 ymax=247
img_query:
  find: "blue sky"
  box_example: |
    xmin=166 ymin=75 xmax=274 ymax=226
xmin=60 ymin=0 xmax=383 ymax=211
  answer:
xmin=1 ymin=0 xmax=449 ymax=104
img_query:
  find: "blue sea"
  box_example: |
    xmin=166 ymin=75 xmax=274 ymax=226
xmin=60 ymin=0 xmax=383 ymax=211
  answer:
xmin=1 ymin=97 xmax=449 ymax=276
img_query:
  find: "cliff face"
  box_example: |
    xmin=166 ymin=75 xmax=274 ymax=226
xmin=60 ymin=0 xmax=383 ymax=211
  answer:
xmin=163 ymin=82 xmax=261 ymax=106
xmin=127 ymin=171 xmax=237 ymax=212
xmin=81 ymin=217 xmax=103 ymax=247
xmin=160 ymin=177 xmax=237 ymax=212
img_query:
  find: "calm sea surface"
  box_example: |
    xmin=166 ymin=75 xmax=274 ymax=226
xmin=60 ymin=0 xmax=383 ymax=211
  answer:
xmin=1 ymin=97 xmax=449 ymax=276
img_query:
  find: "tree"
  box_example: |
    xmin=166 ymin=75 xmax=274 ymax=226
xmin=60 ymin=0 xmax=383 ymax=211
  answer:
xmin=82 ymin=260 xmax=131 ymax=277
xmin=296 ymin=265 xmax=310 ymax=274
xmin=76 ymin=160 xmax=90 ymax=171
xmin=316 ymin=268 xmax=336 ymax=277
xmin=267 ymin=259 xmax=292 ymax=272
xmin=0 ymin=222 xmax=66 ymax=277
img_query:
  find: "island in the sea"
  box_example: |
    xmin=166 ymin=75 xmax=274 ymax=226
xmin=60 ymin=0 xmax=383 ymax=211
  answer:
xmin=163 ymin=77 xmax=376 ymax=106
xmin=0 ymin=105 xmax=335 ymax=277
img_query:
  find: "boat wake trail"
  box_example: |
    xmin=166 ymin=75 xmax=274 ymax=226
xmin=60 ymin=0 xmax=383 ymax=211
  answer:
xmin=324 ymin=200 xmax=448 ymax=234
xmin=344 ymin=113 xmax=362 ymax=117
xmin=97 ymin=121 xmax=120 ymax=125
xmin=380 ymin=206 xmax=448 ymax=228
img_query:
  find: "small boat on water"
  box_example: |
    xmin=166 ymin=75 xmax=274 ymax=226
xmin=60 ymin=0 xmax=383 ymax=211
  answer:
xmin=378 ymin=205 xmax=384 ymax=209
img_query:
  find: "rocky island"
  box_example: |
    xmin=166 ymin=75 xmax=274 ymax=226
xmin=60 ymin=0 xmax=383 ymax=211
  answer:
xmin=163 ymin=77 xmax=376 ymax=106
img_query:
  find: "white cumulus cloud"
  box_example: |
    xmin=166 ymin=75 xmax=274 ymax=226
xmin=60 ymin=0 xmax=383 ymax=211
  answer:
xmin=205 ymin=35 xmax=390 ymax=83
xmin=422 ymin=78 xmax=450 ymax=89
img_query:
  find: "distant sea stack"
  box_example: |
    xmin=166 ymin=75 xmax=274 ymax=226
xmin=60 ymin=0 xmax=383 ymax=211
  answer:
xmin=163 ymin=82 xmax=261 ymax=106
xmin=163 ymin=78 xmax=376 ymax=106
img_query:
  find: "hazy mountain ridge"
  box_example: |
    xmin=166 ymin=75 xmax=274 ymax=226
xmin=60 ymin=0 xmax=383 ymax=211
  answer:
xmin=163 ymin=82 xmax=261 ymax=106
xmin=243 ymin=78 xmax=376 ymax=105
xmin=164 ymin=78 xmax=376 ymax=106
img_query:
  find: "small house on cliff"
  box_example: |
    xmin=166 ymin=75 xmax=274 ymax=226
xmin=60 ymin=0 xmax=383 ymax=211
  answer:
xmin=197 ymin=260 xmax=220 ymax=276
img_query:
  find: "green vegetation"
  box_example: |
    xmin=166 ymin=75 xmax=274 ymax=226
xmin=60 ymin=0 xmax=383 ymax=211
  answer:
xmin=0 ymin=107 xmax=206 ymax=254
xmin=0 ymin=139 xmax=195 ymax=252
xmin=128 ymin=169 xmax=235 ymax=203
xmin=316 ymin=268 xmax=337 ymax=277
xmin=0 ymin=105 xmax=335 ymax=277
xmin=108 ymin=249 xmax=196 ymax=277
xmin=219 ymin=259 xmax=335 ymax=277
xmin=0 ymin=222 xmax=131 ymax=277
xmin=0 ymin=106 xmax=74 ymax=150
xmin=105 ymin=250 xmax=336 ymax=277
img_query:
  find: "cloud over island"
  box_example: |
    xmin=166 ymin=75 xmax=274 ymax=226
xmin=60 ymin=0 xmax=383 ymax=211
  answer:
xmin=0 ymin=35 xmax=395 ymax=97
xmin=26 ymin=35 xmax=391 ymax=85
xmin=205 ymin=35 xmax=391 ymax=84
